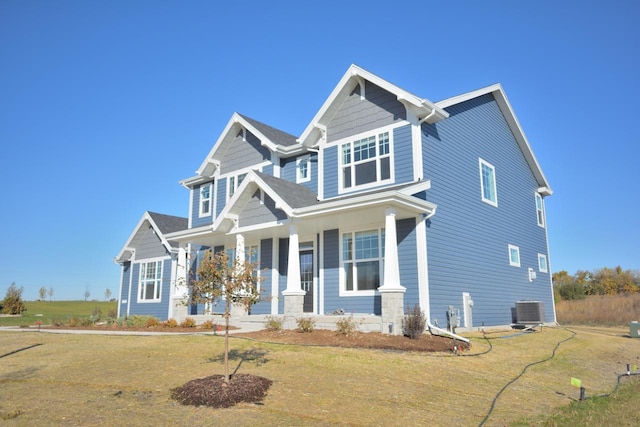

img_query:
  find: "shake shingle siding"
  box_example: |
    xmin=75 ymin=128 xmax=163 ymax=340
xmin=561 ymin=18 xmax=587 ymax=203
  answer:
xmin=219 ymin=133 xmax=270 ymax=175
xmin=135 ymin=227 xmax=167 ymax=259
xmin=423 ymin=94 xmax=553 ymax=326
xmin=327 ymin=82 xmax=406 ymax=143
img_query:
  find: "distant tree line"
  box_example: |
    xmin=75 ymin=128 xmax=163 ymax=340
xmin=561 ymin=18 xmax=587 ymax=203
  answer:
xmin=553 ymin=266 xmax=640 ymax=301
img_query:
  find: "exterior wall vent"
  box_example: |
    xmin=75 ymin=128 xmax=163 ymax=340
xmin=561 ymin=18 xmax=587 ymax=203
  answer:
xmin=515 ymin=301 xmax=545 ymax=324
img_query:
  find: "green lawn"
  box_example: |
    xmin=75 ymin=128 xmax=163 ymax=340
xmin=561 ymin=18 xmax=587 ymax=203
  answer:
xmin=0 ymin=300 xmax=117 ymax=327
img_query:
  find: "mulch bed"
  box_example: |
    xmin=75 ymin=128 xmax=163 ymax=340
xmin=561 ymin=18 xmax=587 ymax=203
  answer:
xmin=171 ymin=374 xmax=272 ymax=408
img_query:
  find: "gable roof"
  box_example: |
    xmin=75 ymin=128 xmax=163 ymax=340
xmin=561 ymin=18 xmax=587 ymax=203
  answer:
xmin=298 ymin=64 xmax=450 ymax=147
xmin=436 ymin=84 xmax=552 ymax=195
xmin=187 ymin=113 xmax=299 ymax=183
xmin=114 ymin=211 xmax=188 ymax=263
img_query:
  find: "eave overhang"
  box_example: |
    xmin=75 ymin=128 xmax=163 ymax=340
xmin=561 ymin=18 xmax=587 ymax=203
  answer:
xmin=437 ymin=83 xmax=553 ymax=194
xmin=298 ymin=64 xmax=449 ymax=147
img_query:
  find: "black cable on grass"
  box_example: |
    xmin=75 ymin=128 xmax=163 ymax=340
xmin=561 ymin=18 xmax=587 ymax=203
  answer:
xmin=0 ymin=343 xmax=42 ymax=359
xmin=478 ymin=328 xmax=577 ymax=427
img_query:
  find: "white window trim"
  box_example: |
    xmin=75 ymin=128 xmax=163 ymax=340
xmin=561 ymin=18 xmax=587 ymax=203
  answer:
xmin=508 ymin=244 xmax=520 ymax=267
xmin=226 ymin=244 xmax=261 ymax=293
xmin=335 ymin=124 xmax=396 ymax=194
xmin=535 ymin=193 xmax=545 ymax=228
xmin=136 ymin=257 xmax=167 ymax=303
xmin=538 ymin=253 xmax=548 ymax=273
xmin=296 ymin=154 xmax=311 ymax=183
xmin=199 ymin=182 xmax=212 ymax=217
xmin=339 ymin=227 xmax=385 ymax=297
xmin=479 ymin=158 xmax=498 ymax=207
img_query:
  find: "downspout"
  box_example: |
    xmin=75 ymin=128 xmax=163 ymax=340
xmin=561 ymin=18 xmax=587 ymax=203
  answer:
xmin=427 ymin=320 xmax=470 ymax=343
xmin=418 ymin=107 xmax=437 ymax=125
xmin=421 ymin=209 xmax=470 ymax=344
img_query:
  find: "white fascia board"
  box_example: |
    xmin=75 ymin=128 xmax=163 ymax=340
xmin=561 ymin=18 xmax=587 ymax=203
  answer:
xmin=294 ymin=186 xmax=436 ymax=218
xmin=210 ymin=171 xmax=295 ymax=232
xmin=437 ymin=84 xmax=552 ymax=194
xmin=195 ymin=114 xmax=242 ymax=176
xmin=299 ymin=65 xmax=447 ymax=146
xmin=115 ymin=211 xmax=172 ymax=261
xmin=164 ymin=224 xmax=212 ymax=243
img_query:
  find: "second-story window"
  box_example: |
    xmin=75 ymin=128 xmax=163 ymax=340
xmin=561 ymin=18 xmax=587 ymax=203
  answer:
xmin=479 ymin=158 xmax=498 ymax=207
xmin=535 ymin=193 xmax=545 ymax=227
xmin=341 ymin=131 xmax=392 ymax=191
xmin=297 ymin=155 xmax=311 ymax=183
xmin=228 ymin=173 xmax=247 ymax=199
xmin=199 ymin=183 xmax=212 ymax=217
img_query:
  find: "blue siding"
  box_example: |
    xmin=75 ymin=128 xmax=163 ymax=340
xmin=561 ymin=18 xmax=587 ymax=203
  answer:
xmin=278 ymin=238 xmax=288 ymax=314
xmin=281 ymin=153 xmax=318 ymax=194
xmin=322 ymin=229 xmax=381 ymax=315
xmin=128 ymin=258 xmax=172 ymax=320
xmin=262 ymin=163 xmax=274 ymax=176
xmin=119 ymin=262 xmax=131 ymax=317
xmin=323 ymin=145 xmax=339 ymax=199
xmin=251 ymin=238 xmax=273 ymax=315
xmin=191 ymin=182 xmax=214 ymax=228
xmin=422 ymin=93 xmax=553 ymax=327
xmin=215 ymin=178 xmax=227 ymax=218
xmin=397 ymin=218 xmax=419 ymax=306
xmin=393 ymin=125 xmax=414 ymax=185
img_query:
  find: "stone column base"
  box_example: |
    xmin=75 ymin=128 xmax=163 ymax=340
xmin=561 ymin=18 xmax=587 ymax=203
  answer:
xmin=379 ymin=289 xmax=406 ymax=335
xmin=171 ymin=298 xmax=188 ymax=322
xmin=282 ymin=291 xmax=305 ymax=327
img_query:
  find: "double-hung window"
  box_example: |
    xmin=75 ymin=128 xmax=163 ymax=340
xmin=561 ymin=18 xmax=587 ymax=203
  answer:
xmin=535 ymin=193 xmax=545 ymax=227
xmin=228 ymin=172 xmax=247 ymax=199
xmin=342 ymin=229 xmax=385 ymax=293
xmin=199 ymin=183 xmax=212 ymax=217
xmin=538 ymin=254 xmax=548 ymax=273
xmin=479 ymin=158 xmax=498 ymax=206
xmin=341 ymin=131 xmax=392 ymax=191
xmin=139 ymin=260 xmax=162 ymax=301
xmin=296 ymin=155 xmax=311 ymax=183
xmin=508 ymin=244 xmax=521 ymax=267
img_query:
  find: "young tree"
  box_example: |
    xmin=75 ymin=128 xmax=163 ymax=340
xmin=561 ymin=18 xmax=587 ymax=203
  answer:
xmin=105 ymin=288 xmax=112 ymax=301
xmin=190 ymin=249 xmax=261 ymax=385
xmin=84 ymin=290 xmax=91 ymax=301
xmin=39 ymin=286 xmax=47 ymax=301
xmin=48 ymin=287 xmax=54 ymax=301
xmin=2 ymin=282 xmax=26 ymax=315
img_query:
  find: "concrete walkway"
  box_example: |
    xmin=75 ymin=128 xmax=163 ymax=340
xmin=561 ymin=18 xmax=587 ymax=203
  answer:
xmin=0 ymin=325 xmax=263 ymax=336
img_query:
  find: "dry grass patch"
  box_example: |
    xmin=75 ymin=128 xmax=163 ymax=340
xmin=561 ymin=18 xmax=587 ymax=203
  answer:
xmin=0 ymin=327 xmax=638 ymax=426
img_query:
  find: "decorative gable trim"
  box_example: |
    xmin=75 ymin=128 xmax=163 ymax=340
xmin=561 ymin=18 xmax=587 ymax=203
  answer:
xmin=114 ymin=211 xmax=183 ymax=263
xmin=298 ymin=64 xmax=449 ymax=147
xmin=437 ymin=84 xmax=553 ymax=194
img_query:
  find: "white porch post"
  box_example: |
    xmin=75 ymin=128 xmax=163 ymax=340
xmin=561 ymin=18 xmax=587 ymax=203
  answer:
xmin=231 ymin=233 xmax=248 ymax=318
xmin=282 ymin=224 xmax=305 ymax=319
xmin=171 ymin=244 xmax=189 ymax=320
xmin=378 ymin=208 xmax=406 ymax=335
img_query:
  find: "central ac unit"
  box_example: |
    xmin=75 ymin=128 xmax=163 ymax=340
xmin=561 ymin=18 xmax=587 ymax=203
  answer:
xmin=515 ymin=301 xmax=544 ymax=324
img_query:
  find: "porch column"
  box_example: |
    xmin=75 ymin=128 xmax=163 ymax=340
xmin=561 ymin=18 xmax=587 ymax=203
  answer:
xmin=282 ymin=224 xmax=305 ymax=318
xmin=231 ymin=233 xmax=248 ymax=318
xmin=171 ymin=244 xmax=189 ymax=320
xmin=378 ymin=208 xmax=406 ymax=335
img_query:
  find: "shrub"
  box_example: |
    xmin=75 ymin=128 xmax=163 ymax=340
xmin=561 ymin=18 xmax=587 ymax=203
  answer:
xmin=180 ymin=317 xmax=196 ymax=328
xmin=67 ymin=316 xmax=81 ymax=327
xmin=200 ymin=319 xmax=214 ymax=330
xmin=558 ymin=282 xmax=587 ymax=301
xmin=145 ymin=317 xmax=160 ymax=328
xmin=265 ymin=315 xmax=283 ymax=332
xmin=131 ymin=315 xmax=154 ymax=327
xmin=403 ymin=304 xmax=426 ymax=339
xmin=296 ymin=316 xmax=315 ymax=333
xmin=335 ymin=315 xmax=360 ymax=335
xmin=1 ymin=282 xmax=26 ymax=315
xmin=162 ymin=318 xmax=178 ymax=328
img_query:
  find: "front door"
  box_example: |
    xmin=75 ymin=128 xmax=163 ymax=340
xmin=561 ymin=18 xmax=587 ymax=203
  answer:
xmin=300 ymin=250 xmax=314 ymax=313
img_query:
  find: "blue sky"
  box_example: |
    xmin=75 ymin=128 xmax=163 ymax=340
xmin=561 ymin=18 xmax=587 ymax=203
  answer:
xmin=1 ymin=1 xmax=638 ymax=301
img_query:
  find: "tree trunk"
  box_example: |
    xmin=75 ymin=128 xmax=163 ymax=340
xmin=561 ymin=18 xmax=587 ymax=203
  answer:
xmin=223 ymin=299 xmax=231 ymax=384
